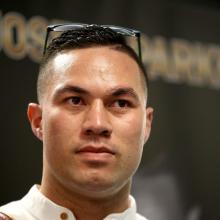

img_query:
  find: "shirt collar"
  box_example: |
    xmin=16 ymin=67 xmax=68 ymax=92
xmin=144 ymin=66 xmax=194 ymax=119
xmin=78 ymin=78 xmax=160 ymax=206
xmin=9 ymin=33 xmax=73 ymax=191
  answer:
xmin=104 ymin=196 xmax=137 ymax=220
xmin=21 ymin=185 xmax=75 ymax=220
xmin=21 ymin=185 xmax=137 ymax=220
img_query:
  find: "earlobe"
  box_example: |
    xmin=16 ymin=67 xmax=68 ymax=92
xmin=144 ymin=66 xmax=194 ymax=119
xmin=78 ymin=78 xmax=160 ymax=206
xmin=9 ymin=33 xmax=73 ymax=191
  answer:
xmin=27 ymin=103 xmax=43 ymax=141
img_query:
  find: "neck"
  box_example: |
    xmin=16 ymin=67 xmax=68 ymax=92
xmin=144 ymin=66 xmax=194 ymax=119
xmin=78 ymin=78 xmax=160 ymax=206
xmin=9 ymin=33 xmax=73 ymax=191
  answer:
xmin=40 ymin=174 xmax=132 ymax=220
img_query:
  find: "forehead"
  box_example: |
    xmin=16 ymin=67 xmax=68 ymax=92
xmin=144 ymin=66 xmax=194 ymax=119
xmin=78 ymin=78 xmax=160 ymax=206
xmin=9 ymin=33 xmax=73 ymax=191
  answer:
xmin=47 ymin=46 xmax=146 ymax=98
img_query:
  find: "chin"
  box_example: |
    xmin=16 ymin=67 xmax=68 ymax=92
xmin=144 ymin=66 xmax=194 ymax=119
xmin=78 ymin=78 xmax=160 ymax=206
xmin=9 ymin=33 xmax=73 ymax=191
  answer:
xmin=76 ymin=177 xmax=130 ymax=199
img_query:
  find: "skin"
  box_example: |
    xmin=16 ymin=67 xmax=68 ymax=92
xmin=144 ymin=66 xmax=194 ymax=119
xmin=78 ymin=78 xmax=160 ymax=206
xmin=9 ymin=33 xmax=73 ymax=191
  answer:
xmin=27 ymin=46 xmax=153 ymax=220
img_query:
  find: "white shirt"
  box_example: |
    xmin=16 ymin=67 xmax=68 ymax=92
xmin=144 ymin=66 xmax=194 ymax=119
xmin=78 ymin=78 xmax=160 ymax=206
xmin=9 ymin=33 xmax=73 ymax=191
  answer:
xmin=0 ymin=185 xmax=147 ymax=220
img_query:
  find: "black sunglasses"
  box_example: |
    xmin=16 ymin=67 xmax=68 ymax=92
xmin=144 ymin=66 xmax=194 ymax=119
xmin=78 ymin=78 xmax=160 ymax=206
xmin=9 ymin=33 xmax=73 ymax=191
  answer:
xmin=43 ymin=23 xmax=142 ymax=61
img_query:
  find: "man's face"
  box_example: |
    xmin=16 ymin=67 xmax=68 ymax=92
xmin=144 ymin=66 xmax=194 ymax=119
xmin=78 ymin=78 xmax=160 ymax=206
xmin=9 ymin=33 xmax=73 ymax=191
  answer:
xmin=29 ymin=46 xmax=153 ymax=198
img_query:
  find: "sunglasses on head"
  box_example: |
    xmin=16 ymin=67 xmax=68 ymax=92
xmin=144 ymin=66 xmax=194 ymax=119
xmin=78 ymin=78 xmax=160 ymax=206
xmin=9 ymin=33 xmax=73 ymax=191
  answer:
xmin=43 ymin=23 xmax=142 ymax=61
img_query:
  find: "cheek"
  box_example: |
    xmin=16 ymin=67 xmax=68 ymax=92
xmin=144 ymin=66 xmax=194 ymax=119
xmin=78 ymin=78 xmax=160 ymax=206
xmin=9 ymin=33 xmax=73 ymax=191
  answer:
xmin=43 ymin=108 xmax=81 ymax=139
xmin=114 ymin=112 xmax=145 ymax=147
xmin=113 ymin=112 xmax=146 ymax=165
xmin=41 ymin=109 xmax=80 ymax=162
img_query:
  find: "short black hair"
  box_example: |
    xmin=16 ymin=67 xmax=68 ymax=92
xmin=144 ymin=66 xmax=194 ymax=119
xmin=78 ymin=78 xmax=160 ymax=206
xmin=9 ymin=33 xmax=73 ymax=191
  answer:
xmin=38 ymin=25 xmax=148 ymax=102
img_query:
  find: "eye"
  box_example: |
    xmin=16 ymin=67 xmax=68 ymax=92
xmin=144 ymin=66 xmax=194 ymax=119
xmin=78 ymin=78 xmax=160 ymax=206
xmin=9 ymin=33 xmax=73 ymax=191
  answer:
xmin=67 ymin=96 xmax=84 ymax=105
xmin=112 ymin=99 xmax=131 ymax=108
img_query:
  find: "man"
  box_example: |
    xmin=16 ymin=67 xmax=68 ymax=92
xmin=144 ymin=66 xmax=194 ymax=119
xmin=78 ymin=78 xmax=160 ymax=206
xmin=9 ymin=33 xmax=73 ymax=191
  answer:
xmin=0 ymin=24 xmax=153 ymax=220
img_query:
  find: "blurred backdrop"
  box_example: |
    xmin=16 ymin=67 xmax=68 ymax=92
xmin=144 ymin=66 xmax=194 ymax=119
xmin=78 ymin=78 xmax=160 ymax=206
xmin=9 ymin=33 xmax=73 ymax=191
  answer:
xmin=1 ymin=1 xmax=220 ymax=219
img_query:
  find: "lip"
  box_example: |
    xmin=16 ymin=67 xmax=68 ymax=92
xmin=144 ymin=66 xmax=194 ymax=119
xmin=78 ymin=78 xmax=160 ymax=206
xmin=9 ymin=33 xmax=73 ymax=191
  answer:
xmin=75 ymin=145 xmax=116 ymax=162
xmin=76 ymin=145 xmax=115 ymax=155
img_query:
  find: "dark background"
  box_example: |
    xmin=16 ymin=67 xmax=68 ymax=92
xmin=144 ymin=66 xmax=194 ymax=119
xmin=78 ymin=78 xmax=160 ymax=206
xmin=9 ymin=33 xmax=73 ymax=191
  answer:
xmin=1 ymin=1 xmax=220 ymax=219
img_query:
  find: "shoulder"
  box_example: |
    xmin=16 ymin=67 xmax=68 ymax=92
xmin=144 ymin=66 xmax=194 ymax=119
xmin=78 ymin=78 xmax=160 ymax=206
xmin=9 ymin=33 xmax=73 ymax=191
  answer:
xmin=0 ymin=186 xmax=39 ymax=220
xmin=0 ymin=212 xmax=13 ymax=220
xmin=0 ymin=200 xmax=26 ymax=220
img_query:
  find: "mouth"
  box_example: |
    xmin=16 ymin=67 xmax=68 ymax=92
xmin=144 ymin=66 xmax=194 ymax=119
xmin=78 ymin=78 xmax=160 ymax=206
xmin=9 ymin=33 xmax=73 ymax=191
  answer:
xmin=76 ymin=146 xmax=115 ymax=154
xmin=75 ymin=145 xmax=116 ymax=163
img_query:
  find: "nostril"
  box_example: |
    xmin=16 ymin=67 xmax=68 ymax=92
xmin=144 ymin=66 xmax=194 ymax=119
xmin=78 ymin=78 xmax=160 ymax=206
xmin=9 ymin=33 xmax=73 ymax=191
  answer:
xmin=102 ymin=130 xmax=111 ymax=137
xmin=84 ymin=128 xmax=111 ymax=137
xmin=85 ymin=129 xmax=93 ymax=135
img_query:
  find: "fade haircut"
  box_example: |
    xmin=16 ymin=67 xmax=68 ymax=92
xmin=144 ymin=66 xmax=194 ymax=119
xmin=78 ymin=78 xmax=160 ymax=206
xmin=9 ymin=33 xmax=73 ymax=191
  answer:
xmin=38 ymin=25 xmax=149 ymax=103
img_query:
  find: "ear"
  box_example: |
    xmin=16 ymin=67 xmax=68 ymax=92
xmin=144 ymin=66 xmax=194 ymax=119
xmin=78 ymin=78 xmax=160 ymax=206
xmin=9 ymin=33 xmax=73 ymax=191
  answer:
xmin=27 ymin=103 xmax=43 ymax=141
xmin=144 ymin=107 xmax=154 ymax=143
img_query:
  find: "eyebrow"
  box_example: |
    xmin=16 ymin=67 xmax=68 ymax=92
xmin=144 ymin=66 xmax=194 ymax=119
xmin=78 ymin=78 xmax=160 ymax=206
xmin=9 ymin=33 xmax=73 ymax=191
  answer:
xmin=53 ymin=85 xmax=139 ymax=101
xmin=54 ymin=85 xmax=89 ymax=98
xmin=107 ymin=87 xmax=139 ymax=101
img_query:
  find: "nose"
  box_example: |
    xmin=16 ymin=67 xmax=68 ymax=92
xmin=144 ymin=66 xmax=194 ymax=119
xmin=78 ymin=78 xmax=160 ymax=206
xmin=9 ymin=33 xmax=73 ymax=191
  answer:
xmin=82 ymin=100 xmax=112 ymax=137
